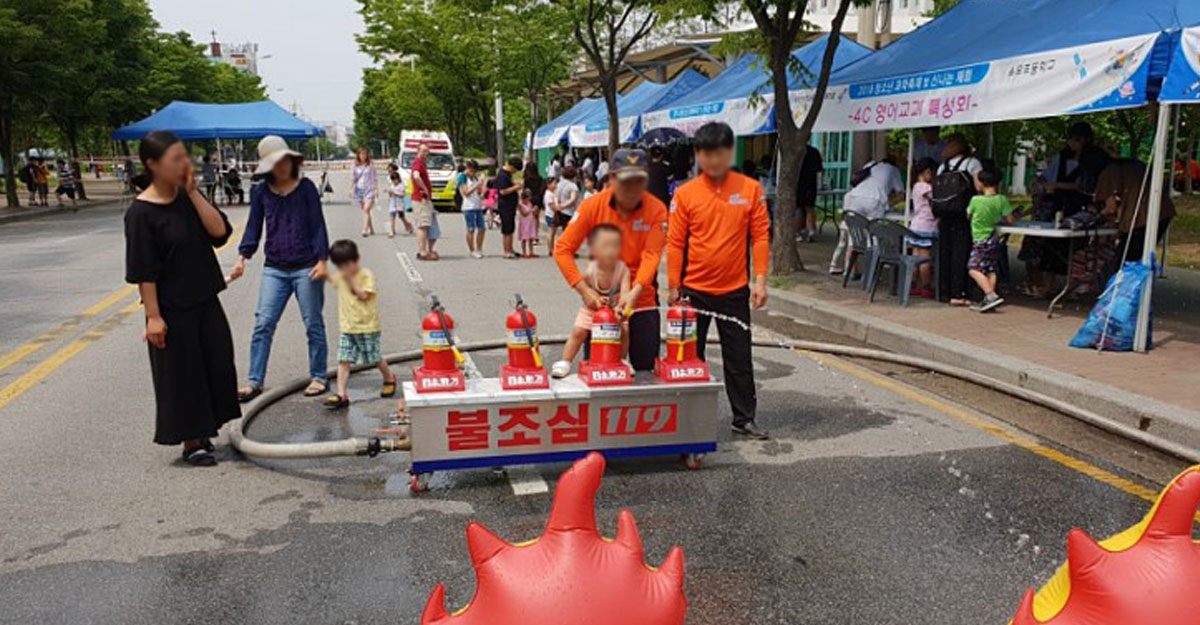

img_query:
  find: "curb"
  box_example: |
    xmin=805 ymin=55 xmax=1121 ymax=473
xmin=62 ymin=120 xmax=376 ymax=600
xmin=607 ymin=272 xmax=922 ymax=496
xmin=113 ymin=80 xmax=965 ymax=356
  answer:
xmin=0 ymin=198 xmax=123 ymax=225
xmin=768 ymin=287 xmax=1200 ymax=452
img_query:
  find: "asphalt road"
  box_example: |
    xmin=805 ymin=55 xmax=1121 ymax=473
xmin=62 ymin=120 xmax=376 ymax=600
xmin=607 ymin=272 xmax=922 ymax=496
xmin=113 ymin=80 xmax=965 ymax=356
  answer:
xmin=0 ymin=169 xmax=1184 ymax=625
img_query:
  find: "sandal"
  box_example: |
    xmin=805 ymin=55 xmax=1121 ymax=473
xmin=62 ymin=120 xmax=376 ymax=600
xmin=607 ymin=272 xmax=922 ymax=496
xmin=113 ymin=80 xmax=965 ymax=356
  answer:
xmin=303 ymin=380 xmax=327 ymax=397
xmin=237 ymin=385 xmax=263 ymax=403
xmin=182 ymin=446 xmax=217 ymax=467
xmin=381 ymin=377 xmax=397 ymax=398
xmin=324 ymin=394 xmax=350 ymax=410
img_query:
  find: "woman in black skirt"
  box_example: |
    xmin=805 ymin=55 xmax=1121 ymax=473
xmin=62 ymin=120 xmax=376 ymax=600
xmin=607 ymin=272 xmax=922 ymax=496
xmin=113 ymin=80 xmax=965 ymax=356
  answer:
xmin=124 ymin=131 xmax=240 ymax=466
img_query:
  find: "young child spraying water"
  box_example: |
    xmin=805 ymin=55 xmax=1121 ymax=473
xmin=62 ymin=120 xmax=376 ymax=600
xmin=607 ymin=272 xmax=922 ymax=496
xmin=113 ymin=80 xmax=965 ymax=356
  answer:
xmin=325 ymin=239 xmax=398 ymax=409
xmin=551 ymin=224 xmax=629 ymax=378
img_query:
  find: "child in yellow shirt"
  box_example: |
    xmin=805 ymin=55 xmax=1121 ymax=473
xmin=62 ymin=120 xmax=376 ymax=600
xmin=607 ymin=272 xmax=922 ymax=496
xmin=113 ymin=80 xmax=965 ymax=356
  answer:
xmin=325 ymin=239 xmax=397 ymax=409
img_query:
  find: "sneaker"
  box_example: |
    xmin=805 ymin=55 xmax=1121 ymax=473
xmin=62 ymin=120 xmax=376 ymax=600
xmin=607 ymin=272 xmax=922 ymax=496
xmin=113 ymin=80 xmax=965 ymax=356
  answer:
xmin=972 ymin=293 xmax=1005 ymax=313
xmin=471 ymin=252 xmax=483 ymax=259
xmin=550 ymin=360 xmax=572 ymax=378
xmin=732 ymin=421 xmax=770 ymax=440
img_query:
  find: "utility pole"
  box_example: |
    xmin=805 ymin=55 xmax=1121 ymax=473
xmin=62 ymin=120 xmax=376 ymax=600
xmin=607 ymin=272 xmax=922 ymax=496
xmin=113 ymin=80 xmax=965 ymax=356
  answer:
xmin=495 ymin=92 xmax=505 ymax=164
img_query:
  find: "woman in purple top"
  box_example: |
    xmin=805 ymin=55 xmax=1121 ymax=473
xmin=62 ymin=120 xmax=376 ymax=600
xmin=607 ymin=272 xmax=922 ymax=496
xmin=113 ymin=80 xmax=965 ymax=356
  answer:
xmin=229 ymin=136 xmax=330 ymax=401
xmin=351 ymin=146 xmax=378 ymax=237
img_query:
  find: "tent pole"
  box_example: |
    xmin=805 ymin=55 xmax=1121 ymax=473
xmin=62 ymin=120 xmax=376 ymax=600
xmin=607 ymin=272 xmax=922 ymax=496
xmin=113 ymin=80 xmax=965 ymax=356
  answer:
xmin=1133 ymin=102 xmax=1171 ymax=353
xmin=905 ymin=128 xmax=914 ymax=224
xmin=1168 ymin=105 xmax=1181 ymax=196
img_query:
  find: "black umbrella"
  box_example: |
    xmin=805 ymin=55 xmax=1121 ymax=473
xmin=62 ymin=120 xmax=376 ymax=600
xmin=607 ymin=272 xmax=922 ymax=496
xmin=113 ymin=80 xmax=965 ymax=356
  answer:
xmin=637 ymin=127 xmax=687 ymax=149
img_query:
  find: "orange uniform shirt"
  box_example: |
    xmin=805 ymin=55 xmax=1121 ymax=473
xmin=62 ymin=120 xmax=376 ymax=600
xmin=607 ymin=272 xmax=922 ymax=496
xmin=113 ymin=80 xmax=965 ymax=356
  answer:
xmin=553 ymin=188 xmax=668 ymax=310
xmin=667 ymin=172 xmax=770 ymax=295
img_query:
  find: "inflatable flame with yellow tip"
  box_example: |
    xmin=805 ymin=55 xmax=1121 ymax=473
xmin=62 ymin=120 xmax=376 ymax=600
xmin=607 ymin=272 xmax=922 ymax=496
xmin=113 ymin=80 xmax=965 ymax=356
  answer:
xmin=420 ymin=452 xmax=687 ymax=625
xmin=1009 ymin=465 xmax=1200 ymax=625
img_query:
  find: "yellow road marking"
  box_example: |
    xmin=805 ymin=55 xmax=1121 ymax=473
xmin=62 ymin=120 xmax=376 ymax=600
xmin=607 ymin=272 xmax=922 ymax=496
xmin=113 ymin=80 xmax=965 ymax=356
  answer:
xmin=0 ymin=307 xmax=141 ymax=412
xmin=795 ymin=348 xmax=1161 ymax=503
xmin=0 ymin=220 xmax=242 ymax=412
xmin=0 ymin=286 xmax=137 ymax=374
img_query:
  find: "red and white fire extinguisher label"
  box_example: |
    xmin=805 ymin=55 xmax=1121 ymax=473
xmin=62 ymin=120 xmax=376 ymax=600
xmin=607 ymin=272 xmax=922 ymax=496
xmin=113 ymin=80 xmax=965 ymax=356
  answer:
xmin=593 ymin=322 xmax=622 ymax=344
xmin=506 ymin=327 xmax=533 ymax=348
xmin=423 ymin=329 xmax=451 ymax=349
xmin=666 ymin=319 xmax=697 ymax=341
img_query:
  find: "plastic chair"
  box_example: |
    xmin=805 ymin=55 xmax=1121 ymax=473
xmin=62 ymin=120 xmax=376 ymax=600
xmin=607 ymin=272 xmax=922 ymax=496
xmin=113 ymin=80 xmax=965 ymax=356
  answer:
xmin=841 ymin=211 xmax=874 ymax=290
xmin=866 ymin=220 xmax=939 ymax=306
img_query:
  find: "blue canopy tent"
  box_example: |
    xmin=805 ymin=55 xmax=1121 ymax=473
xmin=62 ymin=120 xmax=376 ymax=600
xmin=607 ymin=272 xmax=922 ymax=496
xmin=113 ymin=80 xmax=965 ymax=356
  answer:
xmin=640 ymin=34 xmax=872 ymax=137
xmin=815 ymin=0 xmax=1200 ymax=353
xmin=566 ymin=69 xmax=710 ymax=147
xmin=112 ymin=100 xmax=324 ymax=140
xmin=1160 ymin=24 xmax=1200 ymax=102
xmin=532 ymin=98 xmax=607 ymax=150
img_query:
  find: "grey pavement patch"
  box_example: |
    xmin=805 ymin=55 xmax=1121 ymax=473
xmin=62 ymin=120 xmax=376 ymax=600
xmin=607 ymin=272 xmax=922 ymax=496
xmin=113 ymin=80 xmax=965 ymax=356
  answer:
xmin=767 ymin=288 xmax=1200 ymax=451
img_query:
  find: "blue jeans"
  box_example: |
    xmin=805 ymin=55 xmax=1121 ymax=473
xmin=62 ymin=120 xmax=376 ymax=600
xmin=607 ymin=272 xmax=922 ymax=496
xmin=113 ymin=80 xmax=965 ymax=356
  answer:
xmin=248 ymin=265 xmax=327 ymax=387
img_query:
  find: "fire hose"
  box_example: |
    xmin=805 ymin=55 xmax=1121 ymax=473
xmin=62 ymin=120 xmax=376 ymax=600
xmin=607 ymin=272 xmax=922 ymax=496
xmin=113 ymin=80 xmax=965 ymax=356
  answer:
xmin=230 ymin=336 xmax=1200 ymax=464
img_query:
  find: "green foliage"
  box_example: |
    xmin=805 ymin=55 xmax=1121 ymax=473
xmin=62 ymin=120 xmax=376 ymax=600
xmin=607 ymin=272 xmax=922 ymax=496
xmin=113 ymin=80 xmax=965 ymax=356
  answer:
xmin=0 ymin=0 xmax=266 ymax=206
xmin=357 ymin=0 xmax=575 ymax=158
xmin=353 ymin=62 xmax=445 ymax=149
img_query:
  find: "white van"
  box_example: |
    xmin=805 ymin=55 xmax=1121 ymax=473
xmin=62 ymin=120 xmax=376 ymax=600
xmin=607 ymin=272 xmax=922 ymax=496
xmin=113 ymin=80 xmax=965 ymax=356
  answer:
xmin=397 ymin=130 xmax=458 ymax=209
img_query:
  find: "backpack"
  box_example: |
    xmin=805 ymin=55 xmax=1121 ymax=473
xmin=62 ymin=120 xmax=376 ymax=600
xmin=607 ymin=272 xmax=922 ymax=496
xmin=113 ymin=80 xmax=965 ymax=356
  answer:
xmin=931 ymin=156 xmax=975 ymax=220
xmin=17 ymin=163 xmax=32 ymax=186
xmin=849 ymin=161 xmax=877 ymax=188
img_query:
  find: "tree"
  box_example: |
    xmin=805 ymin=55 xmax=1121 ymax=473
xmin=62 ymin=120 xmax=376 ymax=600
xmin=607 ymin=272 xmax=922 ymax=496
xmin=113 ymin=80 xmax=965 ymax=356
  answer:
xmin=740 ymin=0 xmax=858 ymax=274
xmin=557 ymin=0 xmax=708 ymax=154
xmin=353 ymin=62 xmax=445 ymax=149
xmin=359 ymin=0 xmax=502 ymax=155
xmin=496 ymin=2 xmax=574 ymax=161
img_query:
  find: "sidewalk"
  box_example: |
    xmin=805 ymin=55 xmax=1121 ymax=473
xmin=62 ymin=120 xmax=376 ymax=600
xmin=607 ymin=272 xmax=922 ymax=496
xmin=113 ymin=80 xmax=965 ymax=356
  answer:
xmin=0 ymin=178 xmax=129 ymax=224
xmin=768 ymin=232 xmax=1200 ymax=448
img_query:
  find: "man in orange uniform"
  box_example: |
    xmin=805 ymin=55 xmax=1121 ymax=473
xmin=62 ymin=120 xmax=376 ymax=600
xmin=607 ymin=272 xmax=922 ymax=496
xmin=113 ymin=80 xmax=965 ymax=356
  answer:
xmin=667 ymin=122 xmax=770 ymax=439
xmin=554 ymin=149 xmax=668 ymax=372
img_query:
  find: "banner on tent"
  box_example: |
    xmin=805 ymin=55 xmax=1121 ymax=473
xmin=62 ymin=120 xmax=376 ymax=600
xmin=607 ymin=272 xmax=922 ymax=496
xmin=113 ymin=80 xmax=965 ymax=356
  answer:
xmin=533 ymin=127 xmax=570 ymax=151
xmin=641 ymin=95 xmax=775 ymax=136
xmin=1160 ymin=26 xmax=1200 ymax=102
xmin=811 ymin=33 xmax=1157 ymax=132
xmin=567 ymin=117 xmax=638 ymax=148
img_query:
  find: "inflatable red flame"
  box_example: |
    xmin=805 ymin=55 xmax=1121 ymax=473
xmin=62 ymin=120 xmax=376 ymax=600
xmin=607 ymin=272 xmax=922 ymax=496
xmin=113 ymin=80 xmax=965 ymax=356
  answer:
xmin=421 ymin=452 xmax=687 ymax=625
xmin=1010 ymin=465 xmax=1200 ymax=625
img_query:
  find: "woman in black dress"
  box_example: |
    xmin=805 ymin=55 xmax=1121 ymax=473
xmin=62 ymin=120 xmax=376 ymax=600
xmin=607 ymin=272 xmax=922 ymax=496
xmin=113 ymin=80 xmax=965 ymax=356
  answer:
xmin=124 ymin=131 xmax=240 ymax=467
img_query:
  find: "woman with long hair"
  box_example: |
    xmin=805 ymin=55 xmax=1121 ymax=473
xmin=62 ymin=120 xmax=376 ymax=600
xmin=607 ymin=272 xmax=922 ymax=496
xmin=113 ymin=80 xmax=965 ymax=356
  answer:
xmin=351 ymin=146 xmax=378 ymax=237
xmin=230 ymin=135 xmax=330 ymax=402
xmin=124 ymin=131 xmax=239 ymax=466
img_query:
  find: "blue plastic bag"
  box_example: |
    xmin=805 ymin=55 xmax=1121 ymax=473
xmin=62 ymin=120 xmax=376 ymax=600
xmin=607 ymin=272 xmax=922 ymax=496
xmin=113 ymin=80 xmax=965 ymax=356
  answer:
xmin=1070 ymin=261 xmax=1152 ymax=351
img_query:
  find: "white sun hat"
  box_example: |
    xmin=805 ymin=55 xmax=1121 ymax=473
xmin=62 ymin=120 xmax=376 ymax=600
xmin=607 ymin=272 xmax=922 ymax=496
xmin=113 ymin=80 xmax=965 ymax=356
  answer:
xmin=254 ymin=135 xmax=302 ymax=175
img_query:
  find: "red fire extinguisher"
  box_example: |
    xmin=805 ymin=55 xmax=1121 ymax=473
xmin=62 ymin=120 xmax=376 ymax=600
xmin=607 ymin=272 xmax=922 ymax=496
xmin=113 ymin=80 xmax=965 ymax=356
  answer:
xmin=413 ymin=296 xmax=465 ymax=393
xmin=500 ymin=294 xmax=548 ymax=390
xmin=655 ymin=296 xmax=710 ymax=383
xmin=578 ymin=305 xmax=633 ymax=386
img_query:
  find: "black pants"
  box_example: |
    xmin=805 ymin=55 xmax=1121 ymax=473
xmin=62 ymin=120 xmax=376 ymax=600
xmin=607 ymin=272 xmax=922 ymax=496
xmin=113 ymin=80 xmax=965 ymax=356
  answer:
xmin=582 ymin=309 xmax=660 ymax=371
xmin=149 ymin=299 xmax=241 ymax=445
xmin=683 ymin=286 xmax=756 ymax=427
xmin=938 ymin=220 xmax=972 ymax=301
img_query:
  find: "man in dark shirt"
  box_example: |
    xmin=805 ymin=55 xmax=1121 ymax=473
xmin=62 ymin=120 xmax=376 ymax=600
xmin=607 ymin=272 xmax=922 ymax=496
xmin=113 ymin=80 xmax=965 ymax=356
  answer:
xmin=495 ymin=157 xmax=523 ymax=258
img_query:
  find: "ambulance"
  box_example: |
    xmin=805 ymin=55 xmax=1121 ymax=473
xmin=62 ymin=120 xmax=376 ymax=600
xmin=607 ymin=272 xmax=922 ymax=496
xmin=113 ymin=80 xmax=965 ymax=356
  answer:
xmin=397 ymin=130 xmax=459 ymax=210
